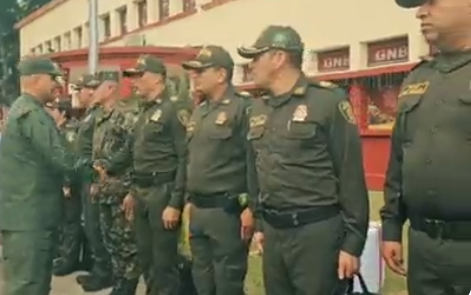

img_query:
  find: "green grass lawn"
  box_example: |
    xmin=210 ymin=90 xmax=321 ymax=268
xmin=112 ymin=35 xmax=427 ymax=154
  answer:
xmin=243 ymin=191 xmax=408 ymax=295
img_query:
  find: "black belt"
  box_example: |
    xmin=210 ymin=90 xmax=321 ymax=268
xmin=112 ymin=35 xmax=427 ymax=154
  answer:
xmin=189 ymin=192 xmax=242 ymax=213
xmin=410 ymin=217 xmax=471 ymax=241
xmin=133 ymin=171 xmax=175 ymax=187
xmin=262 ymin=205 xmax=340 ymax=229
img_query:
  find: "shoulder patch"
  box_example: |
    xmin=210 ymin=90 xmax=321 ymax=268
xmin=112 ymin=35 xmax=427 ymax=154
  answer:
xmin=177 ymin=109 xmax=190 ymax=126
xmin=338 ymin=101 xmax=356 ymax=124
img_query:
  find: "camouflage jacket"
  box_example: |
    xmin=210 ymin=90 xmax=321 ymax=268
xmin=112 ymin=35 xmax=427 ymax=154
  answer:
xmin=93 ymin=100 xmax=139 ymax=203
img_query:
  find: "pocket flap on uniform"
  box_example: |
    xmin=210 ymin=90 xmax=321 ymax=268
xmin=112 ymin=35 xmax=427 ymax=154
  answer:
xmin=459 ymin=95 xmax=471 ymax=105
xmin=285 ymin=121 xmax=317 ymax=139
xmin=208 ymin=127 xmax=232 ymax=139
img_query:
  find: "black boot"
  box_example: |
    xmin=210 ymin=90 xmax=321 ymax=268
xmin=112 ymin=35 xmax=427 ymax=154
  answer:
xmin=53 ymin=258 xmax=80 ymax=276
xmin=78 ymin=274 xmax=113 ymax=292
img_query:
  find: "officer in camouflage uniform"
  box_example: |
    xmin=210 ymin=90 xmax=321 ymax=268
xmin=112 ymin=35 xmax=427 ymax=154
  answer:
xmin=73 ymin=75 xmax=113 ymax=292
xmin=238 ymin=26 xmax=369 ymax=295
xmin=0 ymin=57 xmax=91 ymax=295
xmin=181 ymin=45 xmax=254 ymax=295
xmin=44 ymin=97 xmax=90 ymax=276
xmin=91 ymin=71 xmax=141 ymax=294
xmin=95 ymin=55 xmax=188 ymax=295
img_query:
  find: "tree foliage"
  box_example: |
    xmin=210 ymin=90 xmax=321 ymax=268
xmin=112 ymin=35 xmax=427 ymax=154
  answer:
xmin=0 ymin=0 xmax=54 ymax=105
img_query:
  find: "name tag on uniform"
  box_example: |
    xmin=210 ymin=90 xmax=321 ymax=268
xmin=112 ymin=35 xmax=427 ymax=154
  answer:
xmin=249 ymin=115 xmax=267 ymax=127
xmin=150 ymin=109 xmax=162 ymax=122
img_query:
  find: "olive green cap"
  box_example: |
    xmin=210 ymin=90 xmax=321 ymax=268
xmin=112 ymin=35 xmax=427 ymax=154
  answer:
xmin=182 ymin=45 xmax=234 ymax=70
xmin=97 ymin=71 xmax=120 ymax=83
xmin=122 ymin=55 xmax=166 ymax=77
xmin=395 ymin=0 xmax=425 ymax=8
xmin=237 ymin=25 xmax=304 ymax=59
xmin=74 ymin=74 xmax=100 ymax=89
xmin=18 ymin=56 xmax=63 ymax=76
xmin=45 ymin=97 xmax=72 ymax=110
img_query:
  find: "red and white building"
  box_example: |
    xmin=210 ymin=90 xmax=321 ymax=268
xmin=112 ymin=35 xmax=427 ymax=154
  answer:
xmin=17 ymin=0 xmax=432 ymax=189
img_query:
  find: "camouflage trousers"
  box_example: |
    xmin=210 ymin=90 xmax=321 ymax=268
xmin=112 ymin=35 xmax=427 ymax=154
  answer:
xmin=98 ymin=201 xmax=140 ymax=280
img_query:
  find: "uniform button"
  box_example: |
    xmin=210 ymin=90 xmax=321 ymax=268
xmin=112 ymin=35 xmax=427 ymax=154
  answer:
xmin=425 ymin=159 xmax=432 ymax=165
xmin=431 ymin=127 xmax=438 ymax=133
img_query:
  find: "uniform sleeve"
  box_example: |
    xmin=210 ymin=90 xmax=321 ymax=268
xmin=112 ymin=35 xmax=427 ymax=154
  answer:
xmin=168 ymin=108 xmax=188 ymax=210
xmin=328 ymin=92 xmax=369 ymax=257
xmin=380 ymin=114 xmax=407 ymax=242
xmin=245 ymin=99 xmax=262 ymax=231
xmin=20 ymin=108 xmax=85 ymax=175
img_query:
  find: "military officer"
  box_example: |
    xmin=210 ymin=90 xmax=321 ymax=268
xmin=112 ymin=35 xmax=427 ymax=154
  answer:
xmin=96 ymin=55 xmax=188 ymax=295
xmin=90 ymin=71 xmax=141 ymax=294
xmin=73 ymin=75 xmax=113 ymax=292
xmin=381 ymin=1 xmax=471 ymax=294
xmin=181 ymin=45 xmax=254 ymax=295
xmin=0 ymin=57 xmax=89 ymax=295
xmin=44 ymin=97 xmax=90 ymax=276
xmin=237 ymin=25 xmax=370 ymax=295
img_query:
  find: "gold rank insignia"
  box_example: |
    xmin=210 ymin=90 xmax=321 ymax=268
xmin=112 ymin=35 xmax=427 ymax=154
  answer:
xmin=293 ymin=86 xmax=306 ymax=96
xmin=187 ymin=121 xmax=196 ymax=133
xmin=170 ymin=96 xmax=178 ymax=102
xmin=150 ymin=109 xmax=162 ymax=122
xmin=338 ymin=101 xmax=356 ymax=124
xmin=177 ymin=109 xmax=190 ymax=126
xmin=292 ymin=104 xmax=308 ymax=121
xmin=221 ymin=99 xmax=230 ymax=105
xmin=215 ymin=112 xmax=227 ymax=125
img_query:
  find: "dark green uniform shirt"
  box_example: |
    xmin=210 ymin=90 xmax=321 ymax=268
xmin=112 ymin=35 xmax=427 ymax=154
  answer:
xmin=248 ymin=76 xmax=369 ymax=256
xmin=186 ymin=87 xmax=250 ymax=195
xmin=0 ymin=94 xmax=83 ymax=230
xmin=105 ymin=95 xmax=188 ymax=209
xmin=381 ymin=52 xmax=471 ymax=241
xmin=74 ymin=105 xmax=102 ymax=158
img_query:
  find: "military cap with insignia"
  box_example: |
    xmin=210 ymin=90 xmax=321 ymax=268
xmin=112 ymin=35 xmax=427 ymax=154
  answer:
xmin=18 ymin=56 xmax=63 ymax=77
xmin=182 ymin=45 xmax=234 ymax=71
xmin=122 ymin=55 xmax=167 ymax=77
xmin=97 ymin=71 xmax=120 ymax=83
xmin=73 ymin=74 xmax=101 ymax=90
xmin=395 ymin=0 xmax=425 ymax=8
xmin=237 ymin=25 xmax=304 ymax=59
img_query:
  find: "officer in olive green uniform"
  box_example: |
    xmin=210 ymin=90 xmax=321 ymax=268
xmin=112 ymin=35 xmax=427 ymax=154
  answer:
xmin=181 ymin=46 xmax=253 ymax=295
xmin=0 ymin=57 xmax=90 ymax=295
xmin=101 ymin=55 xmax=188 ymax=295
xmin=73 ymin=75 xmax=113 ymax=292
xmin=90 ymin=71 xmax=141 ymax=294
xmin=45 ymin=97 xmax=90 ymax=276
xmin=238 ymin=26 xmax=369 ymax=295
xmin=380 ymin=1 xmax=471 ymax=294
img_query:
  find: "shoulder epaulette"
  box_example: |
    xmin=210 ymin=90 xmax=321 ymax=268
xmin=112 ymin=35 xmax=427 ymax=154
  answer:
xmin=236 ymin=91 xmax=252 ymax=98
xmin=311 ymin=80 xmax=339 ymax=90
xmin=410 ymin=56 xmax=434 ymax=71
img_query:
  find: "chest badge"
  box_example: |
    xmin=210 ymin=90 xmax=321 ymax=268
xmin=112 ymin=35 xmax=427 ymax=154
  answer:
xmin=292 ymin=104 xmax=308 ymax=122
xmin=215 ymin=112 xmax=227 ymax=125
xmin=83 ymin=114 xmax=91 ymax=122
xmin=150 ymin=109 xmax=162 ymax=122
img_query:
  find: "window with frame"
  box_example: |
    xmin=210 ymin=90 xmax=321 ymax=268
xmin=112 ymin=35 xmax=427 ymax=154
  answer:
xmin=137 ymin=0 xmax=147 ymax=28
xmin=159 ymin=0 xmax=170 ymax=20
xmin=183 ymin=0 xmax=195 ymax=12
xmin=117 ymin=6 xmax=127 ymax=34
xmin=64 ymin=32 xmax=71 ymax=49
xmin=101 ymin=13 xmax=111 ymax=39
xmin=54 ymin=36 xmax=61 ymax=51
xmin=45 ymin=41 xmax=53 ymax=53
xmin=74 ymin=27 xmax=83 ymax=48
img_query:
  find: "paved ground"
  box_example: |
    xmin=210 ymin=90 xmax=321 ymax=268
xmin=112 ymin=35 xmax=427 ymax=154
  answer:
xmin=0 ymin=267 xmax=147 ymax=295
